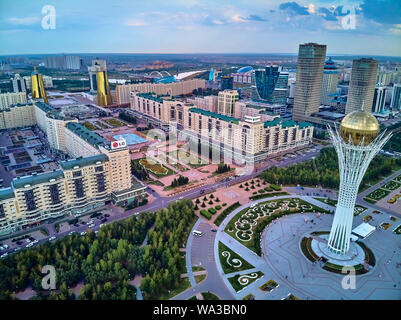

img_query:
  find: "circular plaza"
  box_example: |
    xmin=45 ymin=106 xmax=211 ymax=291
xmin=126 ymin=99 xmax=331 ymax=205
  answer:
xmin=214 ymin=195 xmax=401 ymax=300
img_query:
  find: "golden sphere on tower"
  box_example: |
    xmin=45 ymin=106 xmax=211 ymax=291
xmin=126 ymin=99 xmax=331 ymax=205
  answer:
xmin=339 ymin=111 xmax=379 ymax=146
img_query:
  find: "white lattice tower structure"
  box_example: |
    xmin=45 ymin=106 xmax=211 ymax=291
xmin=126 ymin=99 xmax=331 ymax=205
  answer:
xmin=327 ymin=125 xmax=392 ymax=255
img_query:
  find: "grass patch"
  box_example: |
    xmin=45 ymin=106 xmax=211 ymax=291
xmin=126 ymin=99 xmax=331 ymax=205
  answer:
xmin=195 ymin=274 xmax=206 ymax=284
xmin=201 ymin=292 xmax=220 ymax=300
xmin=200 ymin=210 xmax=212 ymax=220
xmin=249 ymin=191 xmax=289 ymax=201
xmin=227 ymin=271 xmax=264 ymax=292
xmin=365 ymin=188 xmax=391 ymax=202
xmin=136 ymin=158 xmax=175 ymax=178
xmin=218 ymin=242 xmax=255 ymax=274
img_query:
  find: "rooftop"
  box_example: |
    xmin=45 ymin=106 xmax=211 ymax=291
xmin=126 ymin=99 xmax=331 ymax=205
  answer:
xmin=0 ymin=187 xmax=15 ymax=201
xmin=35 ymin=101 xmax=67 ymax=120
xmin=12 ymin=170 xmax=64 ymax=189
xmin=60 ymin=154 xmax=109 ymax=170
xmin=188 ymin=107 xmax=240 ymax=124
xmin=136 ymin=92 xmax=164 ymax=103
xmin=66 ymin=122 xmax=109 ymax=149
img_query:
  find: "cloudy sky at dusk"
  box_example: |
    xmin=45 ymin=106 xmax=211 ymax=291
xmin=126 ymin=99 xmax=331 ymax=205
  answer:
xmin=1 ymin=0 xmax=400 ymax=56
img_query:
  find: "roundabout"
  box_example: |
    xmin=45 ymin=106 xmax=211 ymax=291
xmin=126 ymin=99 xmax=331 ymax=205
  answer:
xmin=214 ymin=196 xmax=401 ymax=300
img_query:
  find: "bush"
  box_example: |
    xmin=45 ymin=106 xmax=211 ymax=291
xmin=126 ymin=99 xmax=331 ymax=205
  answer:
xmin=222 ymin=203 xmax=227 ymax=207
xmin=208 ymin=208 xmax=217 ymax=215
xmin=269 ymin=184 xmax=281 ymax=191
xmin=215 ymin=205 xmax=222 ymax=210
xmin=215 ymin=197 xmax=220 ymax=202
xmin=264 ymin=187 xmax=272 ymax=192
xmin=201 ymin=202 xmax=206 ymax=208
xmin=210 ymin=194 xmax=215 ymax=199
xmin=258 ymin=189 xmax=265 ymax=194
xmin=200 ymin=210 xmax=212 ymax=220
xmin=214 ymin=202 xmax=241 ymax=227
xmin=208 ymin=200 xmax=213 ymax=205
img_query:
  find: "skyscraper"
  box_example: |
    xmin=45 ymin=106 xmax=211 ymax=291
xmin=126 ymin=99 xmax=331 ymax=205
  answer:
xmin=345 ymin=58 xmax=378 ymax=114
xmin=292 ymin=43 xmax=327 ymax=122
xmin=320 ymin=57 xmax=339 ymax=106
xmin=31 ymin=67 xmax=48 ymax=104
xmin=96 ymin=71 xmax=112 ymax=106
xmin=371 ymin=84 xmax=387 ymax=113
xmin=11 ymin=74 xmax=27 ymax=93
xmin=390 ymin=83 xmax=401 ymax=110
xmin=255 ymin=65 xmax=289 ymax=105
xmin=88 ymin=59 xmax=107 ymax=92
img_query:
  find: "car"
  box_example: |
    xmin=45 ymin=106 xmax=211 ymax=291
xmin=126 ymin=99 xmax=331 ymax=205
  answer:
xmin=14 ymin=248 xmax=21 ymax=252
xmin=25 ymin=243 xmax=33 ymax=248
xmin=211 ymin=228 xmax=217 ymax=232
xmin=33 ymin=240 xmax=38 ymax=244
xmin=16 ymin=241 xmax=23 ymax=245
xmin=68 ymin=231 xmax=76 ymax=235
xmin=88 ymin=223 xmax=95 ymax=228
xmin=178 ymin=196 xmax=183 ymax=200
xmin=49 ymin=236 xmax=56 ymax=241
xmin=0 ymin=253 xmax=8 ymax=258
xmin=104 ymin=214 xmax=110 ymax=217
xmin=3 ymin=244 xmax=8 ymax=249
xmin=80 ymin=231 xmax=87 ymax=236
xmin=25 ymin=239 xmax=31 ymax=243
xmin=99 ymin=223 xmax=104 ymax=228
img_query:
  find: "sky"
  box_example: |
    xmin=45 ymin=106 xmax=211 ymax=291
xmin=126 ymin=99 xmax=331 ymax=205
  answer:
xmin=0 ymin=0 xmax=401 ymax=56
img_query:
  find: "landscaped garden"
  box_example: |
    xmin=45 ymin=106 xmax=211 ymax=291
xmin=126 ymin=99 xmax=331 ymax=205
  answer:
xmin=83 ymin=121 xmax=100 ymax=131
xmin=382 ymin=180 xmax=401 ymax=191
xmin=224 ymin=198 xmax=329 ymax=255
xmin=364 ymin=188 xmax=391 ymax=203
xmin=193 ymin=193 xmax=223 ymax=219
xmin=313 ymin=198 xmax=367 ymax=216
xmin=214 ymin=202 xmax=241 ymax=226
xmin=218 ymin=242 xmax=255 ymax=274
xmin=103 ymin=118 xmax=127 ymax=128
xmin=227 ymin=271 xmax=264 ymax=292
xmin=136 ymin=158 xmax=175 ymax=178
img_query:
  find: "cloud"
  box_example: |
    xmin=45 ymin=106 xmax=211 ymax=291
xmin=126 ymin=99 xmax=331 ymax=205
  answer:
xmin=125 ymin=19 xmax=147 ymax=27
xmin=8 ymin=16 xmax=40 ymax=26
xmin=279 ymin=2 xmax=310 ymax=16
xmin=360 ymin=0 xmax=401 ymax=25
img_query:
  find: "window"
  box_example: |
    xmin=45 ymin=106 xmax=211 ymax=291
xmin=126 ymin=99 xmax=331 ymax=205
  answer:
xmin=24 ymin=190 xmax=36 ymax=211
xmin=74 ymin=178 xmax=85 ymax=198
xmin=0 ymin=204 xmax=5 ymax=218
xmin=49 ymin=184 xmax=61 ymax=205
xmin=95 ymin=165 xmax=103 ymax=172
xmin=73 ymin=170 xmax=82 ymax=177
xmin=96 ymin=173 xmax=106 ymax=192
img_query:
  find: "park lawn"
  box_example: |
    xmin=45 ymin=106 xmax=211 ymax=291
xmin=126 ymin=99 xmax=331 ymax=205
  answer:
xmin=83 ymin=121 xmax=100 ymax=131
xmin=214 ymin=202 xmax=241 ymax=227
xmin=192 ymin=266 xmax=205 ymax=272
xmin=195 ymin=274 xmax=207 ymax=284
xmin=227 ymin=271 xmax=264 ymax=292
xmin=218 ymin=242 xmax=255 ymax=274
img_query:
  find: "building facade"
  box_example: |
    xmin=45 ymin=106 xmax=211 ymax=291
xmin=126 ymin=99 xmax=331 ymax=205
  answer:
xmin=320 ymin=57 xmax=339 ymax=106
xmin=0 ymin=92 xmax=27 ymax=110
xmin=345 ymin=58 xmax=378 ymax=114
xmin=372 ymin=85 xmax=388 ymax=113
xmin=217 ymin=90 xmax=239 ymax=117
xmin=116 ymin=79 xmax=206 ymax=104
xmin=390 ymin=84 xmax=401 ymax=110
xmin=24 ymin=75 xmax=53 ymax=89
xmin=292 ymin=43 xmax=327 ymax=122
xmin=11 ymin=74 xmax=27 ymax=93
xmin=255 ymin=65 xmax=289 ymax=105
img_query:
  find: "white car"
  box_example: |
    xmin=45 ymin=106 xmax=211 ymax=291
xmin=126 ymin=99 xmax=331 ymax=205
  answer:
xmin=49 ymin=236 xmax=56 ymax=241
xmin=33 ymin=240 xmax=38 ymax=244
xmin=0 ymin=253 xmax=8 ymax=258
xmin=80 ymin=231 xmax=87 ymax=236
xmin=26 ymin=243 xmax=33 ymax=248
xmin=3 ymin=244 xmax=8 ymax=249
xmin=99 ymin=223 xmax=104 ymax=228
xmin=0 ymin=246 xmax=4 ymax=251
xmin=25 ymin=239 xmax=31 ymax=243
xmin=68 ymin=231 xmax=76 ymax=235
xmin=88 ymin=223 xmax=95 ymax=228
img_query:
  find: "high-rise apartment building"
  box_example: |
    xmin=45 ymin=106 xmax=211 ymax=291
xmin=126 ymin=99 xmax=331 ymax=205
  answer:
xmin=390 ymin=84 xmax=401 ymax=110
xmin=345 ymin=58 xmax=378 ymax=114
xmin=320 ymin=57 xmax=339 ymax=106
xmin=0 ymin=92 xmax=27 ymax=110
xmin=44 ymin=55 xmax=82 ymax=70
xmin=372 ymin=85 xmax=387 ymax=113
xmin=255 ymin=65 xmax=289 ymax=105
xmin=292 ymin=43 xmax=327 ymax=122
xmin=217 ymin=90 xmax=239 ymax=116
xmin=11 ymin=74 xmax=27 ymax=93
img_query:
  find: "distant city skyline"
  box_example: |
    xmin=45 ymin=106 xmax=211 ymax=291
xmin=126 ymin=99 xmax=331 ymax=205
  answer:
xmin=1 ymin=0 xmax=401 ymax=56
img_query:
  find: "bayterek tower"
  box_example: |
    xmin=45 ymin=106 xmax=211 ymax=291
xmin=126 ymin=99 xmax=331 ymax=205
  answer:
xmin=327 ymin=111 xmax=391 ymax=255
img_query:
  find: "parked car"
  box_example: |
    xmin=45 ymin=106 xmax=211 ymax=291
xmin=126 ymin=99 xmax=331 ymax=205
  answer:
xmin=80 ymin=231 xmax=87 ymax=236
xmin=49 ymin=236 xmax=56 ymax=241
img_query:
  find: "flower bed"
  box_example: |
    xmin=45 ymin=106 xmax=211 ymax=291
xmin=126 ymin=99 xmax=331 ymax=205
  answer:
xmin=259 ymin=279 xmax=279 ymax=292
xmin=227 ymin=271 xmax=264 ymax=292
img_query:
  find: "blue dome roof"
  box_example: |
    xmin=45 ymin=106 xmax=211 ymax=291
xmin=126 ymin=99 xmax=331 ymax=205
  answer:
xmin=237 ymin=66 xmax=253 ymax=73
xmin=324 ymin=57 xmax=337 ymax=70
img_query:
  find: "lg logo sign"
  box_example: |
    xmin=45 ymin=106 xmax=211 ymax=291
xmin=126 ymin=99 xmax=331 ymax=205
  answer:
xmin=111 ymin=139 xmax=127 ymax=149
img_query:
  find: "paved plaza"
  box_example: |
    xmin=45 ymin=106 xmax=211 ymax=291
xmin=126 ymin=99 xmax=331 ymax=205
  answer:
xmin=213 ymin=196 xmax=401 ymax=300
